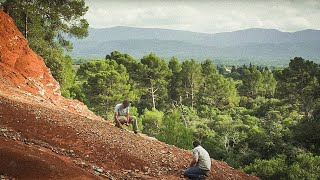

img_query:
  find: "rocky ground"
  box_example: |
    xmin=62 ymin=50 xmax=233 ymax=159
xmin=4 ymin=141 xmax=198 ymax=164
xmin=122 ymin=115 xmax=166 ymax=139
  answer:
xmin=0 ymin=87 xmax=259 ymax=180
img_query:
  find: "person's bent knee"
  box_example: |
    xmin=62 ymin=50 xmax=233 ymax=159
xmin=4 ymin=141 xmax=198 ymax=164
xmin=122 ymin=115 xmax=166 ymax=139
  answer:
xmin=130 ymin=116 xmax=137 ymax=122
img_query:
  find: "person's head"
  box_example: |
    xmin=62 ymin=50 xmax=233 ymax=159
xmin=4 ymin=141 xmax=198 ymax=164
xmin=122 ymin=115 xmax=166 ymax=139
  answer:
xmin=192 ymin=140 xmax=201 ymax=148
xmin=122 ymin=99 xmax=129 ymax=108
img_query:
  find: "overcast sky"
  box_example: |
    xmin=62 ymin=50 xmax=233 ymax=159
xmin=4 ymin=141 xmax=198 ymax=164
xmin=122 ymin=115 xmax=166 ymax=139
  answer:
xmin=84 ymin=0 xmax=320 ymax=34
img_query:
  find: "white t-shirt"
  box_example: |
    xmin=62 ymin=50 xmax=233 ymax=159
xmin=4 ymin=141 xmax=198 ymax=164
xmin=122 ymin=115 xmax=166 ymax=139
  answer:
xmin=114 ymin=103 xmax=129 ymax=116
xmin=192 ymin=145 xmax=211 ymax=171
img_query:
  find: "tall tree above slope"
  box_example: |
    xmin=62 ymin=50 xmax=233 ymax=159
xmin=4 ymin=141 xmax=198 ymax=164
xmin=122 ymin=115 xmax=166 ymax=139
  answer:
xmin=140 ymin=53 xmax=171 ymax=110
xmin=2 ymin=0 xmax=88 ymax=46
xmin=1 ymin=0 xmax=88 ymax=96
xmin=180 ymin=59 xmax=203 ymax=108
xmin=168 ymin=57 xmax=183 ymax=103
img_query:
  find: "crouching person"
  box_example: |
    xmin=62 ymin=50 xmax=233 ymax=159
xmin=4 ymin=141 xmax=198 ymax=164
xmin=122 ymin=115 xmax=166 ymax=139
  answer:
xmin=114 ymin=100 xmax=138 ymax=134
xmin=184 ymin=140 xmax=211 ymax=180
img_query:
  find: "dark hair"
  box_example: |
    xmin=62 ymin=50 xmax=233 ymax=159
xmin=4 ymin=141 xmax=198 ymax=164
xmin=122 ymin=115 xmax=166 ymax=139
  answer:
xmin=193 ymin=140 xmax=201 ymax=148
xmin=122 ymin=99 xmax=129 ymax=107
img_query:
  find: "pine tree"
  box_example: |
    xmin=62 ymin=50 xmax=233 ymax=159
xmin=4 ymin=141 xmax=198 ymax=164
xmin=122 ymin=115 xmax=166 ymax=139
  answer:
xmin=139 ymin=53 xmax=171 ymax=110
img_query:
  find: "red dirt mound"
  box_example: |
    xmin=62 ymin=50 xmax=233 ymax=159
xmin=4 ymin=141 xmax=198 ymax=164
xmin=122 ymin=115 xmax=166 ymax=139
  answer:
xmin=0 ymin=9 xmax=59 ymax=97
xmin=0 ymin=9 xmax=259 ymax=180
xmin=0 ymin=10 xmax=101 ymax=120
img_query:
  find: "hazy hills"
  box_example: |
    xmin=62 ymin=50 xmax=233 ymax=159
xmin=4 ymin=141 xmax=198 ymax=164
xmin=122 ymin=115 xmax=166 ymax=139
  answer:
xmin=69 ymin=26 xmax=320 ymax=65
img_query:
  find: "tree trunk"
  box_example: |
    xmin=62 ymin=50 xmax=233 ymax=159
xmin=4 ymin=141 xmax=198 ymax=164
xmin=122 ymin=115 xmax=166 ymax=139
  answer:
xmin=224 ymin=133 xmax=230 ymax=153
xmin=191 ymin=82 xmax=194 ymax=108
xmin=151 ymin=84 xmax=155 ymax=109
xmin=150 ymin=82 xmax=159 ymax=109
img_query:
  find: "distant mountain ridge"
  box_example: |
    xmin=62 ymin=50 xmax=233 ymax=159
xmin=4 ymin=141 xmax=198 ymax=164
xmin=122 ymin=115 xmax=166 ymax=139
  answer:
xmin=69 ymin=26 xmax=320 ymax=65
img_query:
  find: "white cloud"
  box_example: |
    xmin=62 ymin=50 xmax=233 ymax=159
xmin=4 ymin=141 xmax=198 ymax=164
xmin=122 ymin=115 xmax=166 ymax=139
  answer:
xmin=84 ymin=0 xmax=320 ymax=33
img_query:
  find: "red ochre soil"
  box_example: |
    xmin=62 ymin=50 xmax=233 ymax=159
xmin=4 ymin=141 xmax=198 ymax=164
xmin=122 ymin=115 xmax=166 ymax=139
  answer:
xmin=0 ymin=10 xmax=259 ymax=180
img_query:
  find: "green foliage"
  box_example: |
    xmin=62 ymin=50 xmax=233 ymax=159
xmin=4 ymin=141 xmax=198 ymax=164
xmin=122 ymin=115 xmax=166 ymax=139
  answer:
xmin=237 ymin=65 xmax=277 ymax=98
xmin=180 ymin=59 xmax=203 ymax=107
xmin=293 ymin=118 xmax=320 ymax=154
xmin=198 ymin=73 xmax=240 ymax=109
xmin=288 ymin=153 xmax=320 ymax=180
xmin=140 ymin=108 xmax=164 ymax=137
xmin=198 ymin=61 xmax=240 ymax=110
xmin=201 ymin=59 xmax=217 ymax=77
xmin=249 ymin=96 xmax=281 ymax=117
xmin=202 ymin=135 xmax=226 ymax=160
xmin=60 ymin=55 xmax=76 ymax=97
xmin=239 ymin=68 xmax=262 ymax=97
xmin=244 ymin=153 xmax=320 ymax=180
xmin=261 ymin=70 xmax=277 ymax=98
xmin=105 ymin=51 xmax=144 ymax=109
xmin=69 ymin=83 xmax=87 ymax=103
xmin=77 ymin=60 xmax=134 ymax=116
xmin=130 ymin=106 xmax=143 ymax=132
xmin=157 ymin=110 xmax=193 ymax=149
xmin=106 ymin=51 xmax=141 ymax=81
xmin=168 ymin=57 xmax=182 ymax=102
xmin=197 ymin=105 xmax=220 ymax=119
xmin=275 ymin=57 xmax=320 ymax=118
xmin=3 ymin=0 xmax=88 ymax=44
xmin=210 ymin=115 xmax=246 ymax=154
xmin=177 ymin=105 xmax=199 ymax=127
xmin=139 ymin=53 xmax=172 ymax=110
xmin=70 ymin=53 xmax=320 ymax=180
xmin=243 ymin=154 xmax=288 ymax=180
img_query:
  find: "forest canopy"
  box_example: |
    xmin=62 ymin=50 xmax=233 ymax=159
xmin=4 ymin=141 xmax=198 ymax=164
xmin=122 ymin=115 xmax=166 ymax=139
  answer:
xmin=72 ymin=53 xmax=320 ymax=179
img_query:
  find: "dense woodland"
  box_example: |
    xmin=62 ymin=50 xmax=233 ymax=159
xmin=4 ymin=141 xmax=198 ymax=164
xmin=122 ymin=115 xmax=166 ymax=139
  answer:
xmin=72 ymin=53 xmax=320 ymax=180
xmin=2 ymin=0 xmax=320 ymax=179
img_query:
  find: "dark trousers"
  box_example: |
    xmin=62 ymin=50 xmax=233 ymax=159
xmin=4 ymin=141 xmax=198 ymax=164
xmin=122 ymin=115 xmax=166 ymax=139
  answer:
xmin=184 ymin=166 xmax=208 ymax=180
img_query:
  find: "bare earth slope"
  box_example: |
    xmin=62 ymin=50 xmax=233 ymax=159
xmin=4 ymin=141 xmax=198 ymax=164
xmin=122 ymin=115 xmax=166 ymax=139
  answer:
xmin=0 ymin=10 xmax=259 ymax=180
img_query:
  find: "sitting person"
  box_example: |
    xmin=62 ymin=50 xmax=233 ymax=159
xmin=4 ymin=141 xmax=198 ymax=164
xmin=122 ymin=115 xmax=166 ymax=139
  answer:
xmin=114 ymin=100 xmax=138 ymax=134
xmin=184 ymin=140 xmax=211 ymax=180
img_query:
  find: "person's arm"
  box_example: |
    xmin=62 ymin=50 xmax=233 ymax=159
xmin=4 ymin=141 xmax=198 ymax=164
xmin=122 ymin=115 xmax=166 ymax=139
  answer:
xmin=126 ymin=112 xmax=130 ymax=126
xmin=189 ymin=157 xmax=198 ymax=167
xmin=189 ymin=149 xmax=199 ymax=167
xmin=114 ymin=112 xmax=123 ymax=128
